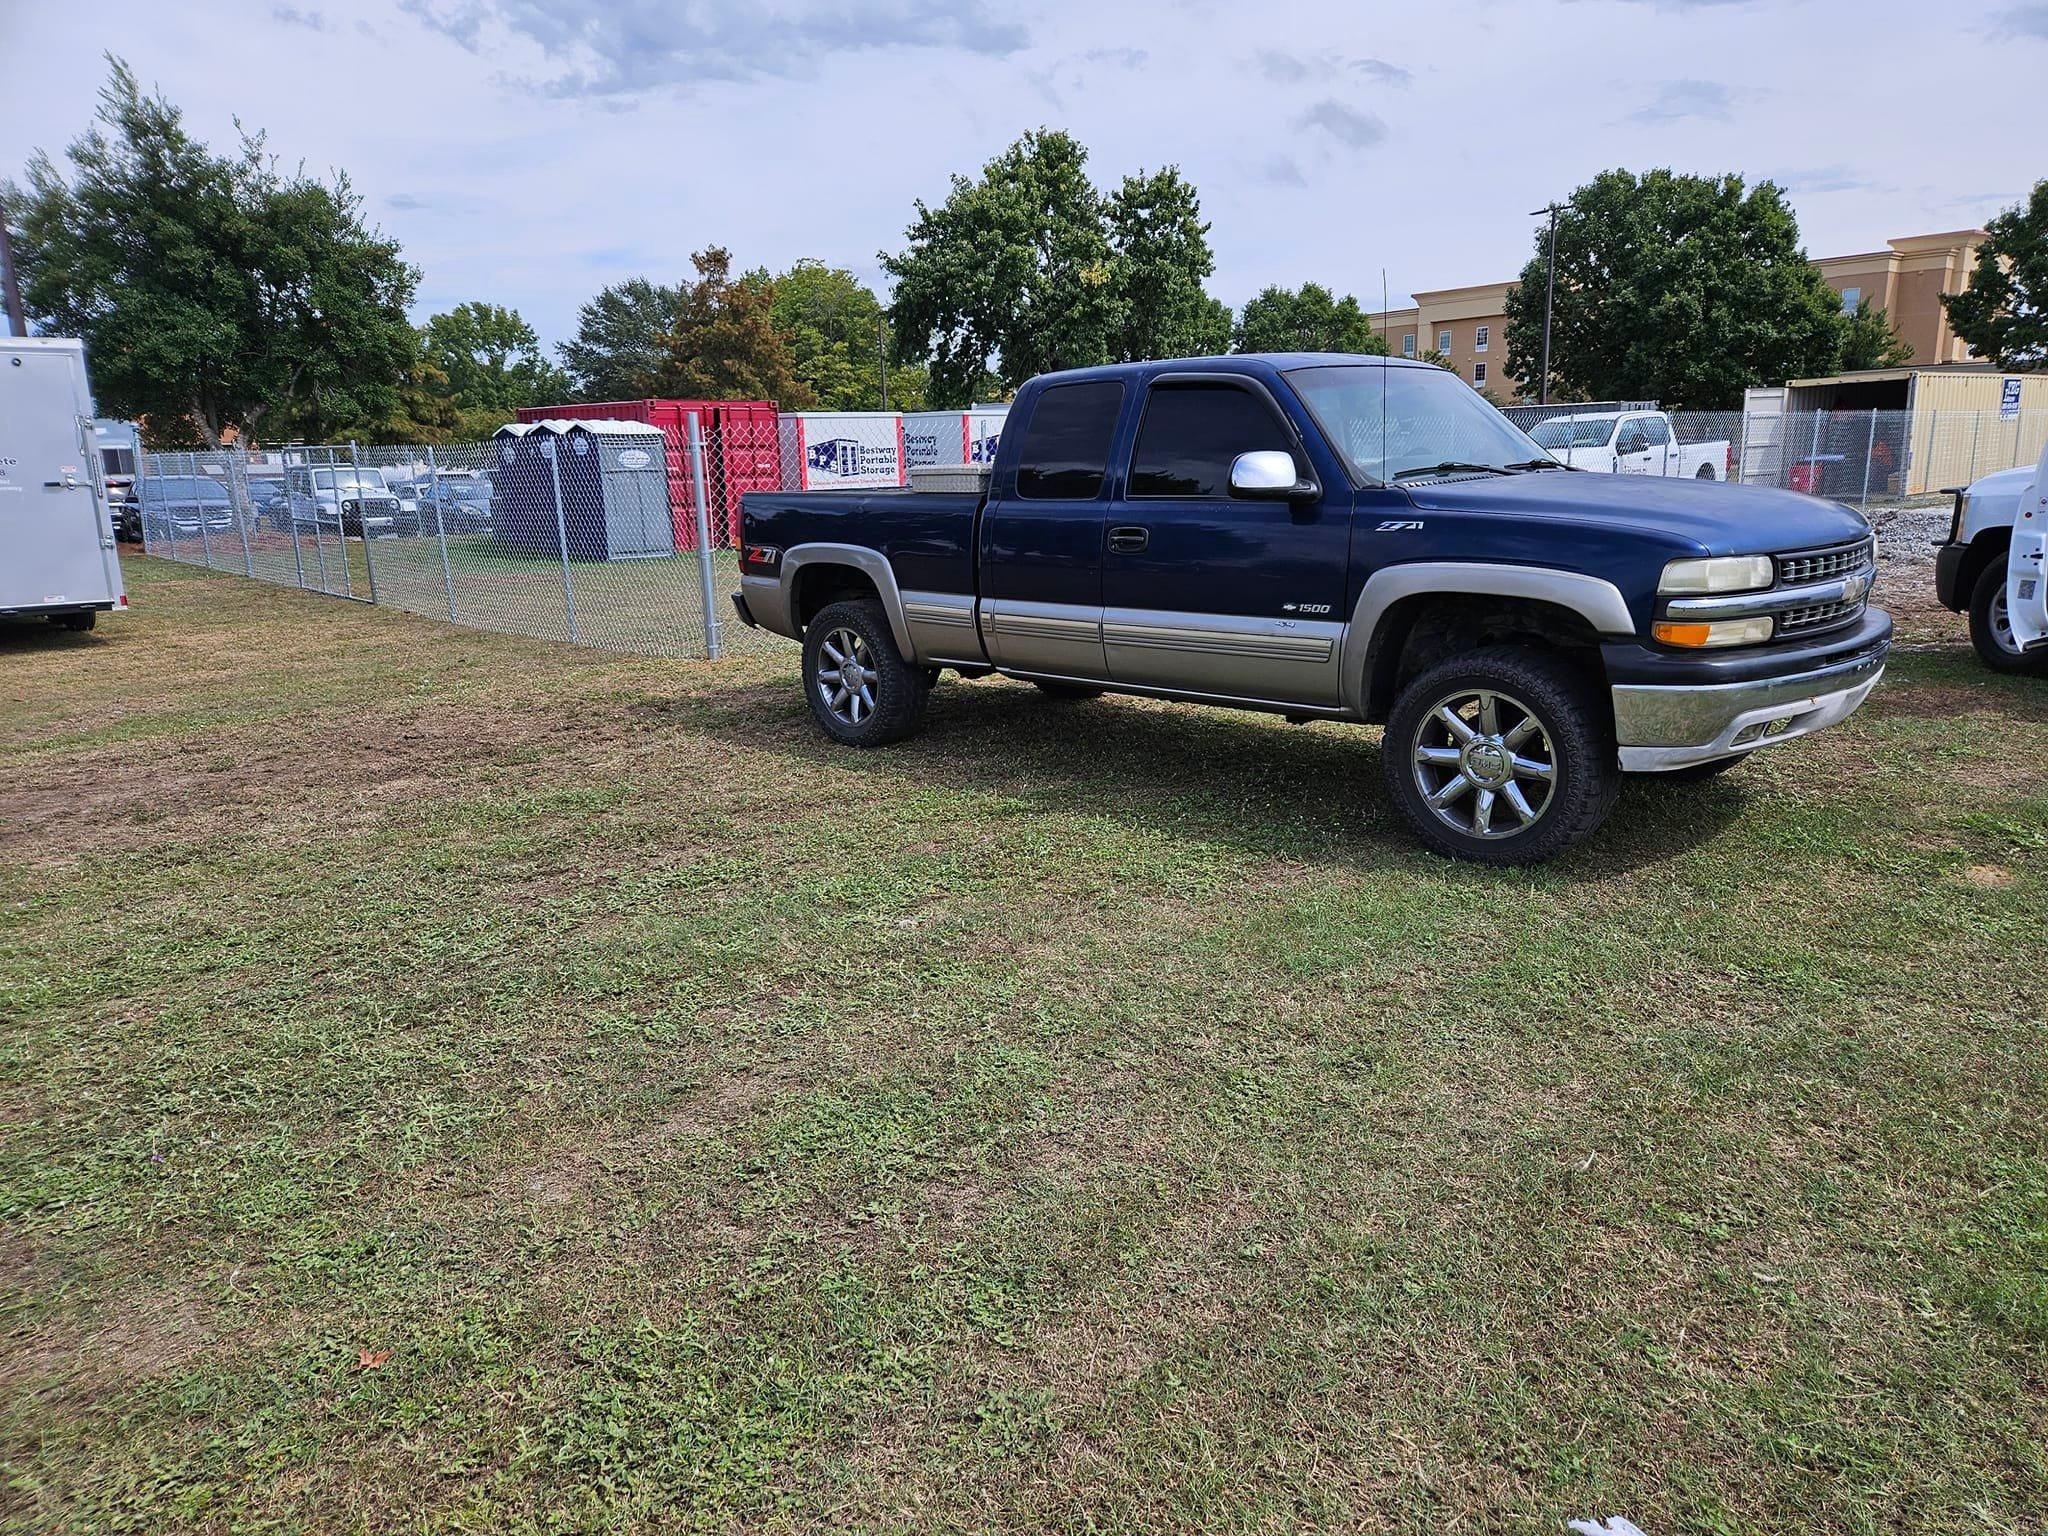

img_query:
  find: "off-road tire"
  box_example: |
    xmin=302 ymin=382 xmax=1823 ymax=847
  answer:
xmin=801 ymin=597 xmax=929 ymax=747
xmin=1969 ymin=561 xmax=2048 ymax=676
xmin=1031 ymin=680 xmax=1104 ymax=700
xmin=1383 ymin=645 xmax=1620 ymax=866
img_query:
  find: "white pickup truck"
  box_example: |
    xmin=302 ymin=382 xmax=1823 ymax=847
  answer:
xmin=1936 ymin=438 xmax=2048 ymax=674
xmin=1528 ymin=410 xmax=1732 ymax=480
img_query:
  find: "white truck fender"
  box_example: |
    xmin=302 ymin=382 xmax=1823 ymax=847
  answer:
xmin=2007 ymin=440 xmax=2048 ymax=652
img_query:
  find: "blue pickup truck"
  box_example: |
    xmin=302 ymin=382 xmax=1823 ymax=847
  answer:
xmin=733 ymin=355 xmax=1890 ymax=863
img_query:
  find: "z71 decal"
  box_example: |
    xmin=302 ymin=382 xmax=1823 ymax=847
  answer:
xmin=1376 ymin=519 xmax=1425 ymax=532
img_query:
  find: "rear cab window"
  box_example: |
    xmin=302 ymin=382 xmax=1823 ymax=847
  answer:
xmin=1015 ymin=381 xmax=1125 ymax=500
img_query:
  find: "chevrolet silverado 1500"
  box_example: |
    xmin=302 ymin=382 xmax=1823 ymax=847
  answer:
xmin=733 ymin=355 xmax=1890 ymax=864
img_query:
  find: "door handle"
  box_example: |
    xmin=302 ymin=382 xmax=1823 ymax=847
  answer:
xmin=1107 ymin=525 xmax=1148 ymax=552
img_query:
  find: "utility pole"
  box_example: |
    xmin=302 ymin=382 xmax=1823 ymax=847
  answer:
xmin=876 ymin=317 xmax=889 ymax=411
xmin=0 ymin=194 xmax=27 ymax=337
xmin=1530 ymin=203 xmax=1561 ymax=406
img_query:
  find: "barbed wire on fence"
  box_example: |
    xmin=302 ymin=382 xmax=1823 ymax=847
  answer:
xmin=139 ymin=405 xmax=2048 ymax=663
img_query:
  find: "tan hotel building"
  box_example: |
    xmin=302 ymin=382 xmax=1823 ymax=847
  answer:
xmin=1369 ymin=229 xmax=1986 ymax=399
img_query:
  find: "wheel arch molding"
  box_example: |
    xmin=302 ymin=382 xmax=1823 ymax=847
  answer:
xmin=781 ymin=543 xmax=916 ymax=658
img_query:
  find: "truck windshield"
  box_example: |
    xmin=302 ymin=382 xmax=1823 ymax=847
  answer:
xmin=1528 ymin=418 xmax=1616 ymax=449
xmin=1284 ymin=364 xmax=1554 ymax=484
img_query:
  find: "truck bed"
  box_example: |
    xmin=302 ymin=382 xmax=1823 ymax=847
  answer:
xmin=742 ymin=489 xmax=984 ymax=597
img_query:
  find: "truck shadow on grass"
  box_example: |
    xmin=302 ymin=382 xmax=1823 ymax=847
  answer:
xmin=0 ymin=618 xmax=106 ymax=651
xmin=688 ymin=674 xmax=1750 ymax=878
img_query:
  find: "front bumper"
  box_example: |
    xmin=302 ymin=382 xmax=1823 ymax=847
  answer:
xmin=1607 ymin=610 xmax=1892 ymax=771
xmin=1934 ymin=540 xmax=1970 ymax=612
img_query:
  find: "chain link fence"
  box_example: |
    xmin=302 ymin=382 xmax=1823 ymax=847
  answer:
xmin=1503 ymin=405 xmax=2048 ymax=507
xmin=137 ymin=404 xmax=2048 ymax=661
xmin=140 ymin=422 xmax=780 ymax=659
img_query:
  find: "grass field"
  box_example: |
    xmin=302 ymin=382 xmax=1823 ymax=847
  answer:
xmin=2 ymin=553 xmax=2044 ymax=1534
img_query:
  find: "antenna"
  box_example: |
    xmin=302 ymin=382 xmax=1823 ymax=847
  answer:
xmin=1380 ymin=268 xmax=1389 ymax=484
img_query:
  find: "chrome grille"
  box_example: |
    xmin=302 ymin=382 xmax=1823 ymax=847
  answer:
xmin=1777 ymin=598 xmax=1862 ymax=635
xmin=1777 ymin=540 xmax=1871 ymax=587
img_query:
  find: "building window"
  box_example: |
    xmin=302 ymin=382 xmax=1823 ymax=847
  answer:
xmin=1840 ymin=286 xmax=1861 ymax=314
xmin=1438 ymin=328 xmax=1452 ymax=354
xmin=1474 ymin=325 xmax=1489 ymax=352
xmin=1473 ymin=362 xmax=1488 ymax=387
xmin=1401 ymin=333 xmax=1416 ymax=358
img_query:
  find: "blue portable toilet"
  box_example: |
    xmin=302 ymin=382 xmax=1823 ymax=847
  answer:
xmin=489 ymin=420 xmax=673 ymax=560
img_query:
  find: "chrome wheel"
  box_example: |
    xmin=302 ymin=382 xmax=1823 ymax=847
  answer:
xmin=1410 ymin=687 xmax=1558 ymax=840
xmin=1990 ymin=585 xmax=2020 ymax=655
xmin=816 ymin=627 xmax=878 ymax=725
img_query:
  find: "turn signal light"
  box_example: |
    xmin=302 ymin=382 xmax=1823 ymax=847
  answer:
xmin=1653 ymin=618 xmax=1774 ymax=648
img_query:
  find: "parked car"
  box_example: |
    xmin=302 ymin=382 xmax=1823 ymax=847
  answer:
xmin=244 ymin=475 xmax=291 ymax=528
xmin=390 ymin=471 xmax=494 ymax=533
xmin=1936 ymin=437 xmax=2048 ymax=675
xmin=136 ymin=474 xmax=236 ymax=542
xmin=285 ymin=467 xmax=402 ymax=536
xmin=1529 ymin=410 xmax=1732 ymax=480
xmin=107 ymin=483 xmax=143 ymax=544
xmin=732 ymin=354 xmax=1889 ymax=865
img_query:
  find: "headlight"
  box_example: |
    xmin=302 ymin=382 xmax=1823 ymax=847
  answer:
xmin=1949 ymin=492 xmax=1969 ymax=545
xmin=1652 ymin=617 xmax=1775 ymax=648
xmin=1658 ymin=555 xmax=1773 ymax=595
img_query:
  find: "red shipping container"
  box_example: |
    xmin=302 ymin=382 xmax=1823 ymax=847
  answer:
xmin=515 ymin=398 xmax=779 ymax=548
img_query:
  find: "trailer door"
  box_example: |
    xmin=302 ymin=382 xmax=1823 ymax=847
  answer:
xmin=0 ymin=344 xmax=120 ymax=613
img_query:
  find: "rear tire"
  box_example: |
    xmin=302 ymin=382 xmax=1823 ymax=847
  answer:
xmin=1031 ymin=680 xmax=1103 ymax=700
xmin=1695 ymin=463 xmax=1716 ymax=480
xmin=1383 ymin=646 xmax=1620 ymax=866
xmin=1969 ymin=561 xmax=2048 ymax=676
xmin=801 ymin=598 xmax=929 ymax=747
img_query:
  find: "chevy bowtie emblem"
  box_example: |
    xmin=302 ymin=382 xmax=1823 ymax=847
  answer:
xmin=1843 ymin=570 xmax=1870 ymax=602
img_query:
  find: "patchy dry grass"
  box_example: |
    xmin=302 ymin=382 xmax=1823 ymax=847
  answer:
xmin=2 ymin=554 xmax=2044 ymax=1535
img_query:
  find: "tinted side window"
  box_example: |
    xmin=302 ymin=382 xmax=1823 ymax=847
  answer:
xmin=1637 ymin=415 xmax=1671 ymax=446
xmin=1015 ymin=381 xmax=1124 ymax=500
xmin=1129 ymin=382 xmax=1293 ymax=499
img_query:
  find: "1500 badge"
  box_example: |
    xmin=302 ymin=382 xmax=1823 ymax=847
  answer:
xmin=1281 ymin=603 xmax=1332 ymax=615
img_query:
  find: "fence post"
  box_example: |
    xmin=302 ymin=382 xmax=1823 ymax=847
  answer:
xmin=546 ymin=436 xmax=578 ymax=644
xmin=195 ymin=455 xmax=216 ymax=570
xmin=688 ymin=411 xmax=721 ymax=661
xmin=349 ymin=442 xmax=380 ymax=605
xmin=1860 ymin=408 xmax=1877 ymax=511
xmin=231 ymin=449 xmax=256 ymax=577
xmin=287 ymin=467 xmax=308 ymax=588
xmin=307 ymin=455 xmax=332 ymax=592
xmin=427 ymin=443 xmax=457 ymax=622
xmin=1806 ymin=409 xmax=1823 ymax=493
xmin=1920 ymin=409 xmax=1936 ymax=497
xmin=1968 ymin=411 xmax=1982 ymax=484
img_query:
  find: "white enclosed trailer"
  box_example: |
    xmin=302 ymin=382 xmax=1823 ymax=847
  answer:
xmin=1 ymin=337 xmax=126 ymax=630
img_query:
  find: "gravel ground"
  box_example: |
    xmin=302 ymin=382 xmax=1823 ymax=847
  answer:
xmin=1867 ymin=501 xmax=1960 ymax=643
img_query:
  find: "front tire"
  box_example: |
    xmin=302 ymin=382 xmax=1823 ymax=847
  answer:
xmin=1383 ymin=646 xmax=1620 ymax=866
xmin=1969 ymin=561 xmax=2048 ymax=676
xmin=801 ymin=597 xmax=929 ymax=747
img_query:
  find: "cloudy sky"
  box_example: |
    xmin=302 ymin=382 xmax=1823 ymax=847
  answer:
xmin=3 ymin=0 xmax=2041 ymax=351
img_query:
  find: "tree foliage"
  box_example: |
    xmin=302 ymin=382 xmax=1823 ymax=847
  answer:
xmin=882 ymin=131 xmax=1225 ymax=407
xmin=650 ymin=246 xmax=809 ymax=405
xmin=755 ymin=259 xmax=927 ymax=410
xmin=1503 ymin=169 xmax=1842 ymax=409
xmin=1233 ymin=283 xmax=1386 ymax=355
xmin=419 ymin=302 xmax=569 ymax=420
xmin=8 ymin=57 xmax=417 ymax=448
xmin=1943 ymin=180 xmax=2048 ymax=369
xmin=1836 ymin=296 xmax=1915 ymax=372
xmin=557 ymin=277 xmax=680 ymax=401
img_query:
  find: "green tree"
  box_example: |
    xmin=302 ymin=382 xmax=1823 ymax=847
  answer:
xmin=8 ymin=57 xmax=417 ymax=447
xmin=757 ymin=259 xmax=927 ymax=410
xmin=420 ymin=302 xmax=570 ymax=419
xmin=883 ymin=130 xmax=1120 ymax=406
xmin=1836 ymin=296 xmax=1915 ymax=371
xmin=1503 ymin=169 xmax=1842 ymax=409
xmin=1106 ymin=166 xmax=1231 ymax=360
xmin=652 ymin=246 xmax=810 ymax=405
xmin=558 ymin=277 xmax=680 ymax=400
xmin=1232 ymin=283 xmax=1387 ymax=355
xmin=1942 ymin=180 xmax=2048 ymax=369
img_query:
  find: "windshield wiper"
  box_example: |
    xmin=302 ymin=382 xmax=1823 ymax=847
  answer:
xmin=1502 ymin=458 xmax=1572 ymax=471
xmin=1391 ymin=461 xmax=1516 ymax=480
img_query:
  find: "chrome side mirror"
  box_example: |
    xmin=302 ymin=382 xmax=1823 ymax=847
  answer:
xmin=1229 ymin=450 xmax=1318 ymax=500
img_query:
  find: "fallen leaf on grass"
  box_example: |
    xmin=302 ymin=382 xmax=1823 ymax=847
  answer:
xmin=358 ymin=1349 xmax=391 ymax=1369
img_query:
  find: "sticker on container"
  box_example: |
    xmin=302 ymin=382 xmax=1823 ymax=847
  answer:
xmin=617 ymin=449 xmax=652 ymax=469
xmin=501 ymin=444 xmax=516 ymax=464
xmin=571 ymin=437 xmax=590 ymax=455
